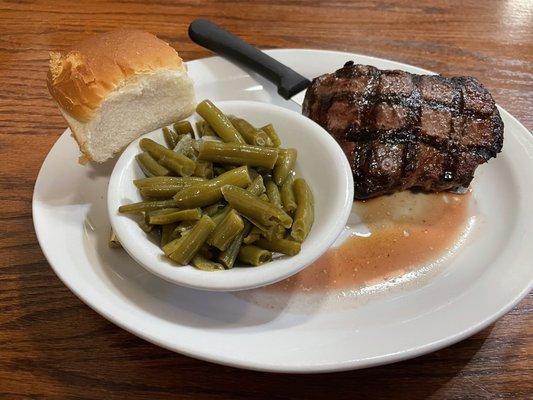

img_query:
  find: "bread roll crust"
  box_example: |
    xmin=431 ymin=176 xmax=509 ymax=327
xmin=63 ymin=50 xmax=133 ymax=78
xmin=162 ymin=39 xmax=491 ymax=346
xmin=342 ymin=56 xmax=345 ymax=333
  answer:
xmin=47 ymin=29 xmax=185 ymax=122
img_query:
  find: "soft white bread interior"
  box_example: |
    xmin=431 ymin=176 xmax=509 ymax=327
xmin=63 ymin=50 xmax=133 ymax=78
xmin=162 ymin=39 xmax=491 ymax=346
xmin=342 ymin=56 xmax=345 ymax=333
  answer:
xmin=47 ymin=30 xmax=195 ymax=163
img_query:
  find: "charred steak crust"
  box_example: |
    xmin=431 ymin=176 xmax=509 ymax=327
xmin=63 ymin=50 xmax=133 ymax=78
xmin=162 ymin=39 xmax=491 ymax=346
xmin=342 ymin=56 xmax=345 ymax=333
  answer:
xmin=302 ymin=62 xmax=504 ymax=199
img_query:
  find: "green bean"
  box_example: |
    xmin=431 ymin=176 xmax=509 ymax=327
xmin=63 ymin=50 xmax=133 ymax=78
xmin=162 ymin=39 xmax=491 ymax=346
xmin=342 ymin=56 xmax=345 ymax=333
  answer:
xmin=211 ymin=206 xmax=231 ymax=225
xmin=274 ymin=224 xmax=286 ymax=239
xmin=134 ymin=176 xmax=206 ymax=188
xmin=238 ymin=245 xmax=272 ymax=266
xmin=258 ymin=223 xmax=279 ymax=241
xmin=158 ymin=154 xmax=195 ymax=177
xmin=195 ymin=121 xmax=203 ymax=137
xmin=174 ymin=134 xmax=197 ymax=160
xmin=137 ymin=212 xmax=153 ymax=233
xmin=203 ymin=203 xmax=225 ymax=217
xmin=191 ymin=254 xmax=225 ymax=271
xmin=163 ymin=127 xmax=179 ymax=149
xmin=161 ymin=223 xmax=178 ymax=247
xmin=173 ymin=121 xmax=194 ymax=136
xmin=136 ymin=152 xmax=170 ymax=177
xmin=221 ymin=185 xmax=293 ymax=229
xmin=148 ymin=208 xmax=202 ymax=225
xmin=163 ymin=215 xmax=216 ymax=264
xmin=119 ymin=199 xmax=179 ymax=214
xmin=259 ymin=193 xmax=269 ymax=202
xmin=231 ymin=117 xmax=273 ymax=147
xmin=207 ymin=209 xmax=245 ymax=251
xmin=280 ymin=174 xmax=297 ymax=214
xmin=148 ymin=208 xmax=181 ymax=216
xmin=139 ymin=185 xmax=184 ymax=199
xmin=109 ymin=228 xmax=121 ymax=248
xmin=261 ymin=124 xmax=281 ymax=147
xmin=247 ymin=175 xmax=266 ymax=196
xmin=290 ymin=178 xmax=314 ymax=242
xmin=196 ymin=120 xmax=217 ymax=137
xmin=171 ymin=220 xmax=196 ymax=238
xmin=196 ymin=100 xmax=245 ymax=144
xmin=173 ymin=166 xmax=252 ymax=208
xmin=193 ymin=161 xmax=214 ymax=179
xmin=219 ymin=221 xmax=252 ymax=268
xmin=265 ymin=178 xmax=282 ymax=208
xmin=140 ymin=138 xmax=196 ymax=176
xmin=273 ymin=148 xmax=297 ymax=186
xmin=198 ymin=141 xmax=278 ymax=169
xmin=204 ymin=175 xmax=263 ymax=246
xmin=243 ymin=226 xmax=261 ymax=244
xmin=255 ymin=238 xmax=301 ymax=256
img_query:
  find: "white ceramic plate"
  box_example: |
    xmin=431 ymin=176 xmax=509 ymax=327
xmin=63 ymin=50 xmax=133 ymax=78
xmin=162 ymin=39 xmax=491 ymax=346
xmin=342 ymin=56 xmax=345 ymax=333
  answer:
xmin=33 ymin=49 xmax=533 ymax=373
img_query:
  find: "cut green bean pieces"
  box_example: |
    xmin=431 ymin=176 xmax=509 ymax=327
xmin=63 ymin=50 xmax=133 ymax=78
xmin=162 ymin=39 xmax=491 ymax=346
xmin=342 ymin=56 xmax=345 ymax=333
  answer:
xmin=260 ymin=124 xmax=281 ymax=147
xmin=203 ymin=203 xmax=225 ymax=217
xmin=211 ymin=206 xmax=231 ymax=225
xmin=136 ymin=152 xmax=170 ymax=177
xmin=255 ymin=238 xmax=301 ymax=256
xmin=280 ymin=174 xmax=297 ymax=214
xmin=161 ymin=223 xmax=178 ymax=247
xmin=196 ymin=100 xmax=245 ymax=144
xmin=290 ymin=178 xmax=314 ymax=242
xmin=231 ymin=117 xmax=273 ymax=147
xmin=174 ymin=134 xmax=197 ymax=160
xmin=193 ymin=161 xmax=214 ymax=179
xmin=134 ymin=176 xmax=206 ymax=188
xmin=173 ymin=120 xmax=194 ymax=136
xmin=219 ymin=221 xmax=252 ymax=269
xmin=173 ymin=166 xmax=252 ymax=208
xmin=119 ymin=99 xmax=314 ymax=271
xmin=238 ymin=245 xmax=272 ymax=266
xmin=148 ymin=208 xmax=202 ymax=225
xmin=273 ymin=148 xmax=297 ymax=186
xmin=196 ymin=120 xmax=217 ymax=138
xmin=243 ymin=226 xmax=261 ymax=244
xmin=191 ymin=254 xmax=225 ymax=271
xmin=140 ymin=185 xmax=183 ymax=199
xmin=119 ymin=199 xmax=179 ymax=214
xmin=171 ymin=220 xmax=196 ymax=240
xmin=137 ymin=213 xmax=153 ymax=233
xmin=207 ymin=209 xmax=245 ymax=251
xmin=163 ymin=127 xmax=179 ymax=149
xmin=265 ymin=178 xmax=282 ymax=208
xmin=246 ymin=175 xmax=266 ymax=196
xmin=109 ymin=228 xmax=122 ymax=248
xmin=258 ymin=223 xmax=279 ymax=241
xmin=140 ymin=138 xmax=196 ymax=176
xmin=198 ymin=141 xmax=278 ymax=169
xmin=221 ymin=185 xmax=293 ymax=229
xmin=163 ymin=215 xmax=216 ymax=265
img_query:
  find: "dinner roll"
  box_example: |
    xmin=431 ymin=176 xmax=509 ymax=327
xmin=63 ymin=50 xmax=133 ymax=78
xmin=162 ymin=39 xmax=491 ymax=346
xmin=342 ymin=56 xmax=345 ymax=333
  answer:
xmin=47 ymin=30 xmax=195 ymax=163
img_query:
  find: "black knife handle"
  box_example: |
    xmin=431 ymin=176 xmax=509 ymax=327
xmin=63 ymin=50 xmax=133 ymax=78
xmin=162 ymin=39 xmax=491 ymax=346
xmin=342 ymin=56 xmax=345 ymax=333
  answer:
xmin=188 ymin=19 xmax=310 ymax=99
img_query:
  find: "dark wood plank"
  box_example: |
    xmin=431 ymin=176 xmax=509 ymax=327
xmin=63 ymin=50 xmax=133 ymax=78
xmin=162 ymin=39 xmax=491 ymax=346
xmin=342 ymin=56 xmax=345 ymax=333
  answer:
xmin=0 ymin=0 xmax=531 ymax=398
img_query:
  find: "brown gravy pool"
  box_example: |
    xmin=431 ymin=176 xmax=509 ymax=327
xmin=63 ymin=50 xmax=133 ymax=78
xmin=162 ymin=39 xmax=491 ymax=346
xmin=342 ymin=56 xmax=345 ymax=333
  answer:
xmin=259 ymin=191 xmax=472 ymax=294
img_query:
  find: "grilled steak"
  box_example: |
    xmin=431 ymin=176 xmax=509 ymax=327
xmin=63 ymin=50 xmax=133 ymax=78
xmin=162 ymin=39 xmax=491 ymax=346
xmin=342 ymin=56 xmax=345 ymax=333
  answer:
xmin=302 ymin=62 xmax=504 ymax=199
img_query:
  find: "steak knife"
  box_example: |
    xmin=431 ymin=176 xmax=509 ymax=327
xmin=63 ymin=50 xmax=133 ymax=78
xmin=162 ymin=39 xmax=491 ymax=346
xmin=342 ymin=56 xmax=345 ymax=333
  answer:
xmin=188 ymin=19 xmax=310 ymax=107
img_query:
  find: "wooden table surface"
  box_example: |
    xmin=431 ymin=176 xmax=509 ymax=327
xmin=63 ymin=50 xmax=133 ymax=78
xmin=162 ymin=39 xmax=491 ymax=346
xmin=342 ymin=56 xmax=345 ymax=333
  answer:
xmin=1 ymin=0 xmax=531 ymax=398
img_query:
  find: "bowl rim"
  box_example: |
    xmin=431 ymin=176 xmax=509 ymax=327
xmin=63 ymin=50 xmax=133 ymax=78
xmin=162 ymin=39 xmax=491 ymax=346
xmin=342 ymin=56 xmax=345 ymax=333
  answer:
xmin=108 ymin=100 xmax=354 ymax=291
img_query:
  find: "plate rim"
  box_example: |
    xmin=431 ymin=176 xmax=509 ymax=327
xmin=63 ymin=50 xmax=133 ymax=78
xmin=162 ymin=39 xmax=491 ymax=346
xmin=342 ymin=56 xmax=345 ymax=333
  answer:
xmin=32 ymin=48 xmax=533 ymax=373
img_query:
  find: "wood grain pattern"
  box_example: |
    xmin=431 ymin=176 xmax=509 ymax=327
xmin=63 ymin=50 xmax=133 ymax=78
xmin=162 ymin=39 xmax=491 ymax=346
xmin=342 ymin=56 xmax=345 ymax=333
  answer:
xmin=0 ymin=0 xmax=531 ymax=398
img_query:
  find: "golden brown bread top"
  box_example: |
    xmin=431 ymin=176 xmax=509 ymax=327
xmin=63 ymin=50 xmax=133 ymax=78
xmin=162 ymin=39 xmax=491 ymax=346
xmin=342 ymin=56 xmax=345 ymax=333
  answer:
xmin=47 ymin=29 xmax=185 ymax=122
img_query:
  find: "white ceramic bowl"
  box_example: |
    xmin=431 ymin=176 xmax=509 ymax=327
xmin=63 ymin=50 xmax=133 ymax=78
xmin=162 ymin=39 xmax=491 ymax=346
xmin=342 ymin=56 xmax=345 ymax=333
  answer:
xmin=108 ymin=100 xmax=353 ymax=291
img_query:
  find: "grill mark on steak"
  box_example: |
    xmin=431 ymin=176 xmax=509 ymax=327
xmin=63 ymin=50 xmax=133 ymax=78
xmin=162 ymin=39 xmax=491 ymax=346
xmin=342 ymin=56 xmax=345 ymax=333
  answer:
xmin=302 ymin=61 xmax=504 ymax=199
